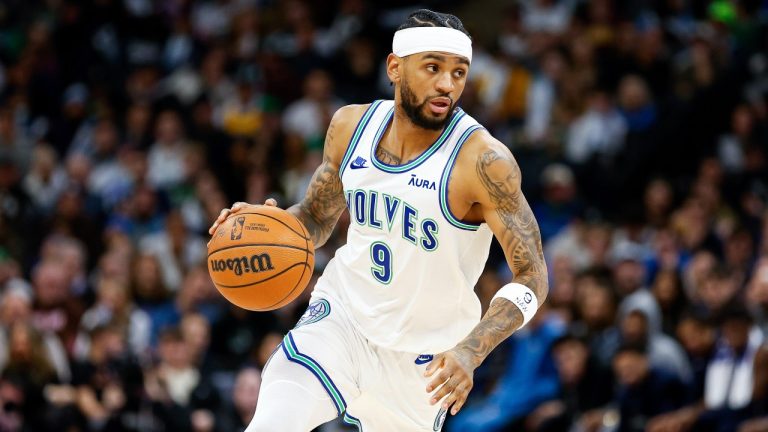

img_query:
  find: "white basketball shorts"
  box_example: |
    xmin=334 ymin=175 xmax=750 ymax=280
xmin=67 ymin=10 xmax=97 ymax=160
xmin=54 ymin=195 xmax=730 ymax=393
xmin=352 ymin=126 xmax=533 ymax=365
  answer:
xmin=268 ymin=295 xmax=449 ymax=432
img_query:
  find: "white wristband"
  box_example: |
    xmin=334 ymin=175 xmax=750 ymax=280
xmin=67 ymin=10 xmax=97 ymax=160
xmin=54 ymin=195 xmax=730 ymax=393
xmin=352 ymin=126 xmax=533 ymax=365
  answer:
xmin=492 ymin=283 xmax=539 ymax=328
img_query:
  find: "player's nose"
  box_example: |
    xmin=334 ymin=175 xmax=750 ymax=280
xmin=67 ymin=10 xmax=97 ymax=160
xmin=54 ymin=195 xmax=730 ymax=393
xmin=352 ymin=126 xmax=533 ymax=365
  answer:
xmin=435 ymin=72 xmax=455 ymax=94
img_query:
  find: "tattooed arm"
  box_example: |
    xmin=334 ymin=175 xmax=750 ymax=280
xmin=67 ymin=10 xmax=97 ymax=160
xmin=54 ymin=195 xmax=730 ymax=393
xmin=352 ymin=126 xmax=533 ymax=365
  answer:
xmin=454 ymin=140 xmax=548 ymax=362
xmin=285 ymin=107 xmax=355 ymax=248
xmin=426 ymin=133 xmax=548 ymax=415
xmin=209 ymin=105 xmax=364 ymax=248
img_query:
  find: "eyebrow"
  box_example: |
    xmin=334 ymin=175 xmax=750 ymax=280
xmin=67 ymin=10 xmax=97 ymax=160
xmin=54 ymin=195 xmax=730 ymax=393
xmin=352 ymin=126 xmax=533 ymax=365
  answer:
xmin=420 ymin=53 xmax=470 ymax=66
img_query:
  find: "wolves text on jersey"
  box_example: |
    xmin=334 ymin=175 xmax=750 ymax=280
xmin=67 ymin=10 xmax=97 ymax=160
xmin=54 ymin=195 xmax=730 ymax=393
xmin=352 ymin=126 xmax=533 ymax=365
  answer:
xmin=345 ymin=189 xmax=439 ymax=251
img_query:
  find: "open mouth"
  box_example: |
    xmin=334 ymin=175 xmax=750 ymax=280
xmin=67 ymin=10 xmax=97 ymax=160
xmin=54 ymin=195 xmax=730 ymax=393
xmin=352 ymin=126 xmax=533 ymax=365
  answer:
xmin=428 ymin=97 xmax=451 ymax=114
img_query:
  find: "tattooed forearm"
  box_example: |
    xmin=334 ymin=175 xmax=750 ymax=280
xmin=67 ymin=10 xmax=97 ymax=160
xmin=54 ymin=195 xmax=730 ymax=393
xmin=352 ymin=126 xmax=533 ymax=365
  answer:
xmin=475 ymin=150 xmax=547 ymax=296
xmin=375 ymin=145 xmax=402 ymax=165
xmin=288 ymin=122 xmax=347 ymax=248
xmin=455 ymin=298 xmax=523 ymax=369
xmin=453 ymin=149 xmax=548 ymax=367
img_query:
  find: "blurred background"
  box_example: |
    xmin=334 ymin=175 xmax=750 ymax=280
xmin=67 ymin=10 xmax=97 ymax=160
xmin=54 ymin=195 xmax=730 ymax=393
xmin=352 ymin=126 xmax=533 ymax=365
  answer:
xmin=0 ymin=0 xmax=767 ymax=431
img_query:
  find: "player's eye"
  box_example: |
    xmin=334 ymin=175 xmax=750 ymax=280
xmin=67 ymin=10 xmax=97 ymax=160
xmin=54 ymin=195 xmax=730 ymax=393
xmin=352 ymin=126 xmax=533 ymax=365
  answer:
xmin=454 ymin=69 xmax=466 ymax=78
xmin=426 ymin=64 xmax=438 ymax=73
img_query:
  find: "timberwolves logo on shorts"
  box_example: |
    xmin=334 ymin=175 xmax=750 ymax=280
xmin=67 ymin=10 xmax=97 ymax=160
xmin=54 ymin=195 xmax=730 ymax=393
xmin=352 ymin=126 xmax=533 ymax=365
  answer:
xmin=296 ymin=299 xmax=330 ymax=327
xmin=433 ymin=407 xmax=447 ymax=431
xmin=231 ymin=216 xmax=245 ymax=240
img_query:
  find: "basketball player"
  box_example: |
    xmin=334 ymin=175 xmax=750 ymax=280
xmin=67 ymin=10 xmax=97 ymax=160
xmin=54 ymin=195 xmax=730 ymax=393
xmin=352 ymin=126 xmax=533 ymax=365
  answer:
xmin=209 ymin=9 xmax=548 ymax=432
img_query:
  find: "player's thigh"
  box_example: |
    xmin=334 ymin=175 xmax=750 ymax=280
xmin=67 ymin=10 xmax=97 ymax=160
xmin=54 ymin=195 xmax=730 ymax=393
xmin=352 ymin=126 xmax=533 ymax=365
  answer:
xmin=348 ymin=351 xmax=448 ymax=432
xmin=246 ymin=349 xmax=337 ymax=432
xmin=279 ymin=298 xmax=363 ymax=409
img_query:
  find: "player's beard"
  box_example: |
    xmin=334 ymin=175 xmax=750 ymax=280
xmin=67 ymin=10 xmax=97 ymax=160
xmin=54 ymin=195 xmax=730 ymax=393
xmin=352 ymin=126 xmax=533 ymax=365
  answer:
xmin=399 ymin=78 xmax=455 ymax=131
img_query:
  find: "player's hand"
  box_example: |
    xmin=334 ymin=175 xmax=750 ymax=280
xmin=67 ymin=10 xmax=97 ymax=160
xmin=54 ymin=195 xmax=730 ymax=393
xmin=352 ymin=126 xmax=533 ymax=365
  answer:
xmin=424 ymin=348 xmax=475 ymax=415
xmin=208 ymin=199 xmax=278 ymax=236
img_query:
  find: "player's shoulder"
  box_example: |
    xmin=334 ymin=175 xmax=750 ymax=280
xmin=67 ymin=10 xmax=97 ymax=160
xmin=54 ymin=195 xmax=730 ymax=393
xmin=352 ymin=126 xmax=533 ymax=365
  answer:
xmin=331 ymin=104 xmax=373 ymax=131
xmin=451 ymin=128 xmax=521 ymax=199
xmin=324 ymin=103 xmax=376 ymax=164
xmin=458 ymin=128 xmax=517 ymax=170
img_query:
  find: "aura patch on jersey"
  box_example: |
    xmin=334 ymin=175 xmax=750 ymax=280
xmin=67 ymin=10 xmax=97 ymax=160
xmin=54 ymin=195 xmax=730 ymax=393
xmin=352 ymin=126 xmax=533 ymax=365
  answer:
xmin=295 ymin=299 xmax=331 ymax=327
xmin=345 ymin=190 xmax=439 ymax=251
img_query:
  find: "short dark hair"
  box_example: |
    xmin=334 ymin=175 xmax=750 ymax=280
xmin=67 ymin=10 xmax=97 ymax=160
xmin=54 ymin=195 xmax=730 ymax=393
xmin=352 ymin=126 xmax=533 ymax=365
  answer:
xmin=397 ymin=9 xmax=471 ymax=39
xmin=615 ymin=341 xmax=648 ymax=357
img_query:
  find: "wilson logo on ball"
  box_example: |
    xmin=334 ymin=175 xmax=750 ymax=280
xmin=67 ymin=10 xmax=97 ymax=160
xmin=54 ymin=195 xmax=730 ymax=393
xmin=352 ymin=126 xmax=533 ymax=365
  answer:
xmin=231 ymin=216 xmax=245 ymax=240
xmin=210 ymin=253 xmax=275 ymax=276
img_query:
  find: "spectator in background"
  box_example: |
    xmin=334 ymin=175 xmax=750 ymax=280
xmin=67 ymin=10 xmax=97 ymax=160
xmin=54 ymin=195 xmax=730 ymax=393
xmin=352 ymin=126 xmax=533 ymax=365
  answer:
xmin=22 ymin=144 xmax=67 ymax=215
xmin=0 ymin=107 xmax=32 ymax=171
xmin=47 ymin=83 xmax=92 ymax=157
xmin=70 ymin=324 xmax=141 ymax=432
xmin=525 ymin=49 xmax=568 ymax=147
xmin=677 ymin=310 xmax=717 ymax=400
xmin=533 ymin=163 xmax=580 ymax=242
xmin=129 ymin=253 xmax=178 ymax=346
xmin=718 ymin=104 xmax=757 ymax=174
xmin=180 ymin=312 xmax=214 ymax=376
xmin=74 ymin=278 xmax=151 ymax=361
xmin=647 ymin=311 xmax=717 ymax=432
xmin=618 ymin=291 xmax=692 ymax=382
xmin=528 ymin=333 xmax=614 ymax=432
xmin=140 ymin=210 xmax=207 ymax=291
xmin=652 ymin=305 xmax=767 ymax=432
xmin=216 ymin=367 xmax=261 ymax=432
xmin=282 ymin=69 xmax=344 ymax=159
xmin=108 ymin=183 xmax=166 ymax=244
xmin=145 ymin=327 xmax=218 ymax=432
xmin=217 ymin=64 xmax=279 ymax=140
xmin=0 ymin=279 xmax=70 ymax=381
xmin=613 ymin=343 xmax=687 ymax=432
xmin=122 ymin=103 xmax=153 ymax=150
xmin=651 ymin=269 xmax=687 ymax=336
xmin=175 ymin=265 xmax=226 ymax=325
xmin=147 ymin=110 xmax=189 ymax=191
xmin=697 ymin=307 xmax=766 ymax=431
xmin=30 ymin=260 xmax=79 ymax=379
xmin=1 ymin=323 xmax=60 ymax=431
xmin=573 ymin=269 xmax=620 ymax=368
xmin=643 ymin=178 xmax=675 ymax=229
xmin=565 ymin=88 xmax=627 ymax=166
xmin=693 ymin=266 xmax=741 ymax=319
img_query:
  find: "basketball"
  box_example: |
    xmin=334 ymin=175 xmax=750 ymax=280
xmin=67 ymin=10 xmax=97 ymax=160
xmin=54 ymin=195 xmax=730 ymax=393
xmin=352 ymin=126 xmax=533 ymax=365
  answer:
xmin=207 ymin=206 xmax=315 ymax=311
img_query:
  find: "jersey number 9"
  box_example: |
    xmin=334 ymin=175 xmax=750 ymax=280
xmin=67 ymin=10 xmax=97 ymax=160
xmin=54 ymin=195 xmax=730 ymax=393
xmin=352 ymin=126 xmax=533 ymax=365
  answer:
xmin=370 ymin=242 xmax=392 ymax=284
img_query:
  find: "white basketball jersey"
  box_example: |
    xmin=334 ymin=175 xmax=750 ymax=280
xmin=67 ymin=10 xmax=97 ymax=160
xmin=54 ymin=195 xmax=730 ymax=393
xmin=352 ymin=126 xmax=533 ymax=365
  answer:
xmin=313 ymin=100 xmax=493 ymax=354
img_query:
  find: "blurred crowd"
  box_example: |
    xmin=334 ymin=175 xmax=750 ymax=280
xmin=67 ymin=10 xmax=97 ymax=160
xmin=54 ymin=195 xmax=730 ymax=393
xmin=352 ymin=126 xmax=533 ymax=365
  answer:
xmin=0 ymin=0 xmax=767 ymax=431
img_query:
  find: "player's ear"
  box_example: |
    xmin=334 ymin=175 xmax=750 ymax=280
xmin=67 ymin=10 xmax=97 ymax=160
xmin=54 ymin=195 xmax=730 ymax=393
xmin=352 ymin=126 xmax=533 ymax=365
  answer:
xmin=386 ymin=53 xmax=403 ymax=85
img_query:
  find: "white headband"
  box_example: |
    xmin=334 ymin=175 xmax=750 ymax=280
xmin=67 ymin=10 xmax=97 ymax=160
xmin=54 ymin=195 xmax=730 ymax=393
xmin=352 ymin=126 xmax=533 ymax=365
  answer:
xmin=392 ymin=27 xmax=472 ymax=63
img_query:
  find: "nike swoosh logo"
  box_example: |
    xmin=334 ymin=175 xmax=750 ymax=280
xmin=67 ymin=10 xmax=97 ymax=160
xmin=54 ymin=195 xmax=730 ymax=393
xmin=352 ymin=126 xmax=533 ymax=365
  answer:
xmin=415 ymin=354 xmax=434 ymax=365
xmin=350 ymin=162 xmax=368 ymax=169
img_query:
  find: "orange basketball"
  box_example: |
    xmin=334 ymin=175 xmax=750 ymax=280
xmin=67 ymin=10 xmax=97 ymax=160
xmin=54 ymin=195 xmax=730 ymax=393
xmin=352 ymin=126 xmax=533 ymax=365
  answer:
xmin=207 ymin=206 xmax=314 ymax=311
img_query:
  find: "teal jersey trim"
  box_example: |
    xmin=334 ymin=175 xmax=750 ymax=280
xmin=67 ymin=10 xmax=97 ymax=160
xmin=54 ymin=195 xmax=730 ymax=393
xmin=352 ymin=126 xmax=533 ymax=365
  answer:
xmin=438 ymin=125 xmax=484 ymax=231
xmin=370 ymin=108 xmax=465 ymax=173
xmin=339 ymin=100 xmax=383 ymax=179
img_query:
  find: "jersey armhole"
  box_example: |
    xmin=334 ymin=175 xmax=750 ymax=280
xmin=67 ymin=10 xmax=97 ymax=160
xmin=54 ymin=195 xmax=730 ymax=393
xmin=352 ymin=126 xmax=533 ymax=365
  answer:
xmin=338 ymin=100 xmax=383 ymax=179
xmin=438 ymin=125 xmax=484 ymax=231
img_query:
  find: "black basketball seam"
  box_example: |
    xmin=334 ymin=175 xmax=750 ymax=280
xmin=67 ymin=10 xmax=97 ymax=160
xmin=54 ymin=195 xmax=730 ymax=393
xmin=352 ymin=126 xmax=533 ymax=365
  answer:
xmin=214 ymin=262 xmax=312 ymax=288
xmin=235 ymin=211 xmax=311 ymax=240
xmin=208 ymin=243 xmax=315 ymax=256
